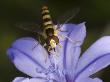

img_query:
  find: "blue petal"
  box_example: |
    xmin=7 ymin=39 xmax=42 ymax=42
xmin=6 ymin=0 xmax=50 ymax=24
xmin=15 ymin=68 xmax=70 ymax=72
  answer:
xmin=7 ymin=37 xmax=52 ymax=77
xmin=75 ymin=36 xmax=110 ymax=81
xmin=61 ymin=23 xmax=86 ymax=70
xmin=50 ymin=22 xmax=86 ymax=80
xmin=12 ymin=77 xmax=48 ymax=82
xmin=76 ymin=77 xmax=102 ymax=82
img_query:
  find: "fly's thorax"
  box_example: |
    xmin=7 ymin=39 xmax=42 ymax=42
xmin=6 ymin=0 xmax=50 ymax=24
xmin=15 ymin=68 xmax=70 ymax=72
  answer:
xmin=42 ymin=24 xmax=56 ymax=37
xmin=45 ymin=28 xmax=54 ymax=36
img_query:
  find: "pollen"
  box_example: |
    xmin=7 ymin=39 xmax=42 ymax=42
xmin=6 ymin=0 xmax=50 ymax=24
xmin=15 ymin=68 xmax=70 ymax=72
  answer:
xmin=50 ymin=39 xmax=56 ymax=48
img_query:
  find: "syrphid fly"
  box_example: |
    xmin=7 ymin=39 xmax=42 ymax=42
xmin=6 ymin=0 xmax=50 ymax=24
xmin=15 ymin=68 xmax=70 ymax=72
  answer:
xmin=16 ymin=5 xmax=79 ymax=54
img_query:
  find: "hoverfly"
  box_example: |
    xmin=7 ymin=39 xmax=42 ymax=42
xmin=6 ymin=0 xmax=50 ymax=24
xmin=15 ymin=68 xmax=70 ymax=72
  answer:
xmin=16 ymin=5 xmax=79 ymax=54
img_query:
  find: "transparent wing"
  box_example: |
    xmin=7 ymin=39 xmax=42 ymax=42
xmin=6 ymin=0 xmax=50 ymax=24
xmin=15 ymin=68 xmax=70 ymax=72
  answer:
xmin=57 ymin=7 xmax=80 ymax=28
xmin=15 ymin=22 xmax=43 ymax=33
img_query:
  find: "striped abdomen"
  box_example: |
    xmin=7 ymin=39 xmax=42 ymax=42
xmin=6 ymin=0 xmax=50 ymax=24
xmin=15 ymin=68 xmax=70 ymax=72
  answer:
xmin=42 ymin=6 xmax=54 ymax=27
xmin=42 ymin=6 xmax=54 ymax=37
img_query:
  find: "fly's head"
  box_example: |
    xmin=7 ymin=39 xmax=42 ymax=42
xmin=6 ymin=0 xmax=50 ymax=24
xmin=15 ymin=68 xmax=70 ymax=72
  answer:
xmin=46 ymin=35 xmax=59 ymax=52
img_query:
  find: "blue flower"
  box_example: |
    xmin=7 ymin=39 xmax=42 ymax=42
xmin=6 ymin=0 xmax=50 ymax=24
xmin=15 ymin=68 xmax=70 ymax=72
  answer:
xmin=7 ymin=22 xmax=110 ymax=82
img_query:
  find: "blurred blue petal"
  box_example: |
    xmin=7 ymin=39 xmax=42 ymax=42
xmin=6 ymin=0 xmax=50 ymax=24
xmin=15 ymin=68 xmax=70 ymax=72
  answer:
xmin=75 ymin=36 xmax=110 ymax=81
xmin=76 ymin=77 xmax=102 ymax=82
xmin=13 ymin=77 xmax=48 ymax=82
xmin=7 ymin=37 xmax=52 ymax=77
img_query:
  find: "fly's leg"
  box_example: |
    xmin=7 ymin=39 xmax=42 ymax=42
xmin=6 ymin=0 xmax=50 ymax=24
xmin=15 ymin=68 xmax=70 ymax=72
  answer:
xmin=32 ymin=36 xmax=41 ymax=51
xmin=60 ymin=34 xmax=81 ymax=45
xmin=58 ymin=44 xmax=62 ymax=48
xmin=43 ymin=43 xmax=47 ymax=47
xmin=32 ymin=43 xmax=39 ymax=50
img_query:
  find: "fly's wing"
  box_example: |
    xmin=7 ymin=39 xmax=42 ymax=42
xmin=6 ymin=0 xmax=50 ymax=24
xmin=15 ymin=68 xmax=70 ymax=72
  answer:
xmin=57 ymin=7 xmax=80 ymax=28
xmin=15 ymin=22 xmax=43 ymax=34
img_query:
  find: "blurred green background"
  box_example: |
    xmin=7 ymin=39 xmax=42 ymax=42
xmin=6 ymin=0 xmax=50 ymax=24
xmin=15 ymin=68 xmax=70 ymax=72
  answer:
xmin=0 ymin=0 xmax=110 ymax=82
